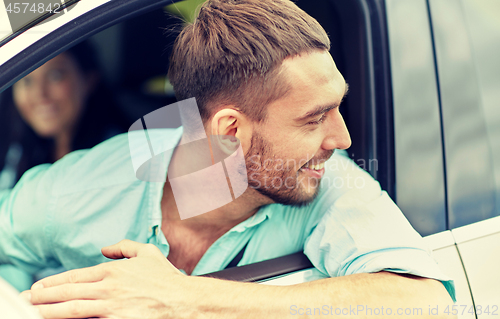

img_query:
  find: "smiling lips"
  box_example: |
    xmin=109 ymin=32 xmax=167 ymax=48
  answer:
xmin=302 ymin=162 xmax=325 ymax=170
xmin=34 ymin=104 xmax=59 ymax=119
xmin=299 ymin=161 xmax=326 ymax=178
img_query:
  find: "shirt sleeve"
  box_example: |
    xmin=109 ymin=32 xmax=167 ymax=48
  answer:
xmin=0 ymin=164 xmax=60 ymax=273
xmin=303 ymin=155 xmax=456 ymax=302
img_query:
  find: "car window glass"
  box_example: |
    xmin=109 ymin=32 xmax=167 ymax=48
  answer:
xmin=386 ymin=0 xmax=446 ymax=236
xmin=429 ymin=0 xmax=497 ymax=228
xmin=462 ymin=0 xmax=500 ymax=218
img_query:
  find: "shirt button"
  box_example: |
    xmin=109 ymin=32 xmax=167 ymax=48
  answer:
xmin=155 ymin=228 xmax=159 ymax=235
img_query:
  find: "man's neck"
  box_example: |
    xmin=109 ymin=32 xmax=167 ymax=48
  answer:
xmin=160 ymin=179 xmax=271 ymax=274
xmin=161 ymin=179 xmax=268 ymax=234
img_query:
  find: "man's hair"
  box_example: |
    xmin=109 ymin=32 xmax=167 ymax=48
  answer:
xmin=168 ymin=0 xmax=330 ymax=124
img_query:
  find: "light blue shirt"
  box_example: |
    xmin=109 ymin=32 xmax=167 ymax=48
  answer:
xmin=0 ymin=127 xmax=455 ymax=301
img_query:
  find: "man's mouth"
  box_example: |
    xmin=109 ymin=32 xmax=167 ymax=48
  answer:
xmin=298 ymin=150 xmax=334 ymax=171
xmin=301 ymin=161 xmax=325 ymax=171
xmin=299 ymin=161 xmax=326 ymax=178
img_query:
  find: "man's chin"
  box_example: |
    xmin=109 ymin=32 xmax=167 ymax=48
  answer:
xmin=255 ymin=184 xmax=320 ymax=208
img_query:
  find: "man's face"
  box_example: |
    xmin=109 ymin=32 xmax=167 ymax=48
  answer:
xmin=244 ymin=50 xmax=351 ymax=206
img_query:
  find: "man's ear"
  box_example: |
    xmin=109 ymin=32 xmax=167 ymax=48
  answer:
xmin=210 ymin=108 xmax=252 ymax=156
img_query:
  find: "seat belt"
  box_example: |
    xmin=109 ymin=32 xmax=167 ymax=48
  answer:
xmin=225 ymin=242 xmax=248 ymax=269
xmin=203 ymin=251 xmax=313 ymax=282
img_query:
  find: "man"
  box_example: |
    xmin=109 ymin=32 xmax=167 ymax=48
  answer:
xmin=0 ymin=0 xmax=455 ymax=317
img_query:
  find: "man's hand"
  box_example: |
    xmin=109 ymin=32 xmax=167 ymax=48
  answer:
xmin=21 ymin=240 xmax=186 ymax=319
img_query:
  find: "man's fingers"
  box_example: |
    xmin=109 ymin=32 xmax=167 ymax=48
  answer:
xmin=32 ymin=265 xmax=106 ymax=289
xmin=35 ymin=299 xmax=108 ymax=319
xmin=101 ymin=239 xmax=164 ymax=259
xmin=101 ymin=239 xmax=139 ymax=259
xmin=27 ymin=282 xmax=105 ymax=305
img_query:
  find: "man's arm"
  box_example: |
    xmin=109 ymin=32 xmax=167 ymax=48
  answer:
xmin=23 ymin=240 xmax=455 ymax=319
xmin=0 ymin=165 xmax=56 ymax=271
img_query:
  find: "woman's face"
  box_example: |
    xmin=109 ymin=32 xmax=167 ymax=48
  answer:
xmin=12 ymin=53 xmax=91 ymax=138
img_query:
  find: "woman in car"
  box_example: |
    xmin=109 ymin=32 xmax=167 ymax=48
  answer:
xmin=0 ymin=40 xmax=130 ymax=190
xmin=0 ymin=41 xmax=131 ymax=291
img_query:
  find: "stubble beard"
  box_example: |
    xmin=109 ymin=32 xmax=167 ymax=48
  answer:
xmin=243 ymin=132 xmax=321 ymax=207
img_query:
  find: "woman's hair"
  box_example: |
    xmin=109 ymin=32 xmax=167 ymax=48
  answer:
xmin=0 ymin=40 xmax=130 ymax=185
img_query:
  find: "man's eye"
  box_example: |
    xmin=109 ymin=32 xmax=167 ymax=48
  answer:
xmin=307 ymin=114 xmax=327 ymax=125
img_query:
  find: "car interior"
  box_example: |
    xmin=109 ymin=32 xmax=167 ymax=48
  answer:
xmin=3 ymin=1 xmax=500 ymax=312
xmin=0 ymin=0 xmax=397 ymax=281
xmin=2 ymin=0 xmax=395 ymax=284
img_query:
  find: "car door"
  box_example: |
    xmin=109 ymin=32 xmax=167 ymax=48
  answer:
xmin=388 ymin=0 xmax=500 ymax=317
xmin=429 ymin=0 xmax=500 ymax=317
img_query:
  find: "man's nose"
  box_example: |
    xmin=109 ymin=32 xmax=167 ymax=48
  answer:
xmin=322 ymin=111 xmax=352 ymax=150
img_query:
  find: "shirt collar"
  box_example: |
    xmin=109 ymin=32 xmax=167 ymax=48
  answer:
xmin=147 ymin=127 xmax=183 ymax=230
